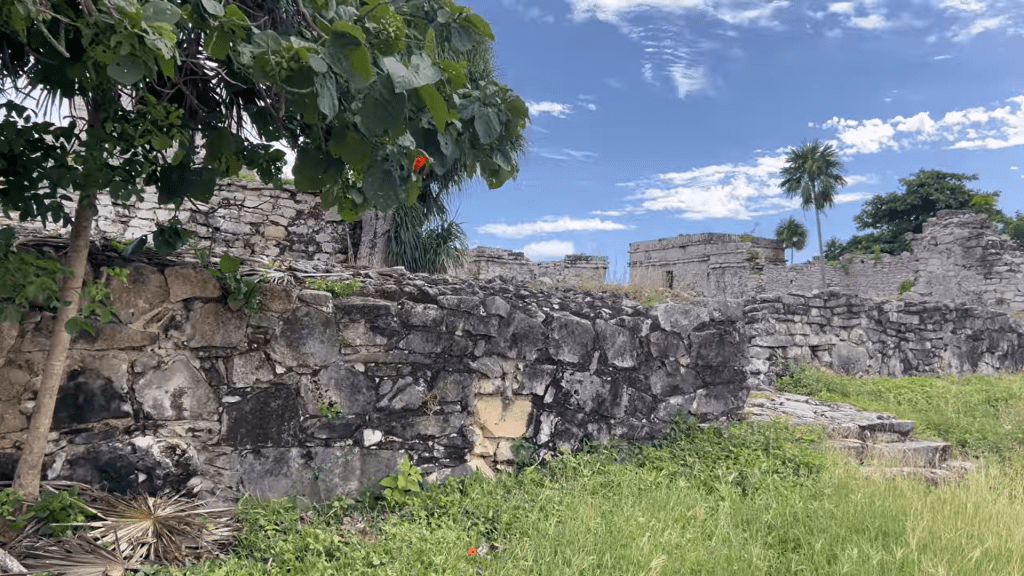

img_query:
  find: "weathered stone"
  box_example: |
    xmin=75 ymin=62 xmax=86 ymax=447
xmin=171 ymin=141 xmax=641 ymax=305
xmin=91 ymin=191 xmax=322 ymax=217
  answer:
xmin=186 ymin=302 xmax=248 ymax=348
xmin=52 ymin=369 xmax=131 ymax=429
xmin=688 ymin=325 xmax=746 ymax=367
xmin=559 ymin=371 xmax=618 ymax=415
xmin=379 ymin=378 xmax=427 ymax=412
xmin=109 ymin=263 xmax=168 ymax=324
xmin=653 ymin=394 xmax=696 ymax=422
xmin=431 ymin=372 xmax=475 ymax=403
xmin=238 ymin=447 xmax=402 ymax=502
xmin=517 ymin=364 xmax=555 ymax=396
xmin=136 ymin=357 xmax=219 ymax=421
xmin=832 ymin=343 xmax=870 ymax=375
xmin=437 ymin=295 xmax=484 ymax=314
xmin=691 ymin=385 xmax=747 ymax=418
xmin=488 ymin=311 xmax=546 ymax=360
xmin=303 ymin=364 xmax=376 ymax=416
xmin=335 ymin=297 xmax=398 ymax=320
xmin=595 ymin=319 xmax=639 ymax=368
xmin=270 ymin=306 xmax=339 ymax=367
xmin=297 ymin=290 xmax=334 ymax=311
xmin=652 ymin=303 xmax=710 ymax=335
xmin=223 ymin=387 xmax=303 ymax=448
xmin=482 ymin=296 xmax=511 ymax=317
xmin=547 ymin=312 xmax=594 ymax=364
xmin=474 ymin=395 xmax=532 ymax=438
xmin=469 ymin=356 xmax=504 ymax=379
xmin=399 ymin=302 xmax=445 ymax=328
xmin=165 ymin=265 xmax=222 ymax=302
xmin=0 ymin=321 xmax=19 ymax=368
xmin=303 ymin=416 xmax=362 ymax=440
xmin=54 ymin=441 xmax=195 ymax=495
xmin=231 ymin=351 xmax=274 ymax=387
xmin=647 ymin=330 xmax=687 ymax=360
xmin=648 ymin=366 xmax=700 ymax=397
xmin=259 ymin=283 xmax=298 ymax=314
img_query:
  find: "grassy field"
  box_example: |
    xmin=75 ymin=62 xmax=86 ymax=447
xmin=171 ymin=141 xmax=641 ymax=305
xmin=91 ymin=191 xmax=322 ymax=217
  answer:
xmin=164 ymin=369 xmax=1024 ymax=576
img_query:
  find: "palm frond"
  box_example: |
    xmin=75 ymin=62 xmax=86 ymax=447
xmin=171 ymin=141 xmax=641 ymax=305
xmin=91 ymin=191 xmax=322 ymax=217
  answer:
xmin=17 ymin=533 xmax=146 ymax=576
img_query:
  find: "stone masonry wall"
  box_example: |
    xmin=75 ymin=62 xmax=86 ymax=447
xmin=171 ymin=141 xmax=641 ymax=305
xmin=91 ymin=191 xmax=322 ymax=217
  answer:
xmin=453 ymin=247 xmax=609 ymax=285
xmin=0 ymin=254 xmax=745 ymax=503
xmin=629 ymin=233 xmax=785 ymax=299
xmin=753 ymin=253 xmax=917 ymax=299
xmin=745 ymin=290 xmax=1024 ymax=390
xmin=0 ymin=179 xmax=358 ymax=266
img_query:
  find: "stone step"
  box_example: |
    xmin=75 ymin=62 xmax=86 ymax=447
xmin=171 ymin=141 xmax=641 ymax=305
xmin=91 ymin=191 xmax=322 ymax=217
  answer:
xmin=864 ymin=460 xmax=975 ymax=486
xmin=830 ymin=419 xmax=916 ymax=442
xmin=864 ymin=440 xmax=952 ymax=468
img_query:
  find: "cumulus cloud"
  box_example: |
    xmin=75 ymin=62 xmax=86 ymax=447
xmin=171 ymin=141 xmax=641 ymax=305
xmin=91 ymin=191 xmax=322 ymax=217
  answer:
xmin=522 ymin=240 xmax=575 ymax=261
xmin=477 ymin=216 xmax=633 ymax=238
xmin=827 ymin=2 xmax=855 ymax=14
xmin=952 ymin=15 xmax=1010 ymax=41
xmin=938 ymin=0 xmax=989 ymax=13
xmin=616 ymin=154 xmax=872 ymax=220
xmin=848 ymin=13 xmax=892 ymax=29
xmin=822 ymin=95 xmax=1024 ymax=153
xmin=527 ymin=101 xmax=575 ymax=118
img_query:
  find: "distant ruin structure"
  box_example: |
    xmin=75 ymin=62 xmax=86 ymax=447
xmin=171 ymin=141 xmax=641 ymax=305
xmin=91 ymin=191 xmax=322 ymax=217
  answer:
xmin=453 ymin=247 xmax=608 ymax=285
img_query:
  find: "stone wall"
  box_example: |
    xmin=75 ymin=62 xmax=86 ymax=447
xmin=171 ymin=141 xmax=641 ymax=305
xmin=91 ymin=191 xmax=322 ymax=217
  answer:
xmin=0 ymin=179 xmax=358 ymax=266
xmin=629 ymin=233 xmax=785 ymax=298
xmin=0 ymin=255 xmax=746 ymax=503
xmin=453 ymin=247 xmax=609 ymax=285
xmin=745 ymin=290 xmax=1024 ymax=390
xmin=633 ymin=212 xmax=1024 ymax=313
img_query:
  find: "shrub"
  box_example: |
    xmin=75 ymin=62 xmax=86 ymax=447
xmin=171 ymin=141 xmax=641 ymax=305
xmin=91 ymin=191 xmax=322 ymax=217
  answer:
xmin=898 ymin=279 xmax=914 ymax=295
xmin=305 ymin=278 xmax=362 ymax=298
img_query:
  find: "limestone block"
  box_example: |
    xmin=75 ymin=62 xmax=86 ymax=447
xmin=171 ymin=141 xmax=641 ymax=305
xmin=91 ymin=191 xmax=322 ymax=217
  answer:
xmin=222 ymin=386 xmax=302 ymax=448
xmin=516 ymin=364 xmax=555 ymax=396
xmin=231 ymin=351 xmax=274 ymax=387
xmin=136 ymin=357 xmax=219 ymax=421
xmin=269 ymin=306 xmax=340 ymax=367
xmin=831 ymin=343 xmax=870 ymax=375
xmin=399 ymin=302 xmax=445 ymax=328
xmin=260 ymin=284 xmax=298 ymax=314
xmin=164 ymin=265 xmax=222 ymax=302
xmin=487 ymin=311 xmax=545 ymax=360
xmin=651 ymin=303 xmax=711 ymax=335
xmin=0 ymin=321 xmax=18 ymax=368
xmin=474 ymin=395 xmax=532 ymax=438
xmin=52 ymin=368 xmax=132 ymax=429
xmin=22 ymin=317 xmax=157 ymax=352
xmin=466 ymin=457 xmax=496 ymax=479
xmin=109 ymin=263 xmax=168 ymax=324
xmin=494 ymin=440 xmax=515 ymax=463
xmin=653 ymin=394 xmax=696 ymax=422
xmin=186 ymin=302 xmax=248 ymax=348
xmin=595 ymin=319 xmax=639 ymax=368
xmin=263 ymin=225 xmax=287 ymax=240
xmin=648 ymin=365 xmax=700 ymax=397
xmin=437 ymin=295 xmax=483 ymax=314
xmin=238 ymin=447 xmax=402 ymax=502
xmin=547 ymin=311 xmax=594 ymax=364
xmin=482 ymin=296 xmax=511 ymax=317
xmin=298 ymin=290 xmax=334 ymax=312
xmin=303 ymin=364 xmax=376 ymax=416
xmin=431 ymin=371 xmax=476 ymax=402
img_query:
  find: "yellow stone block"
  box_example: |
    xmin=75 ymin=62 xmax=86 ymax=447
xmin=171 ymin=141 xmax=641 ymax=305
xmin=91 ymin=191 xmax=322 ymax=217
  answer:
xmin=474 ymin=395 xmax=532 ymax=438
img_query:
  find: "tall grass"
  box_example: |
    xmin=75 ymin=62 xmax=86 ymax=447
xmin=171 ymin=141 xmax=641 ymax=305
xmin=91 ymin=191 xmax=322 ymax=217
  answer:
xmin=167 ymin=415 xmax=1024 ymax=576
xmin=777 ymin=365 xmax=1024 ymax=457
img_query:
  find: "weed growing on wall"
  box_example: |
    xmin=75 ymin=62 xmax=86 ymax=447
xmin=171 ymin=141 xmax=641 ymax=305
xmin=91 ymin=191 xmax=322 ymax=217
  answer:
xmin=11 ymin=487 xmax=96 ymax=537
xmin=317 ymin=402 xmax=342 ymax=420
xmin=305 ymin=278 xmax=362 ymax=299
xmin=378 ymin=456 xmax=424 ymax=507
xmin=210 ymin=256 xmax=263 ymax=314
xmin=899 ymin=280 xmax=915 ymax=295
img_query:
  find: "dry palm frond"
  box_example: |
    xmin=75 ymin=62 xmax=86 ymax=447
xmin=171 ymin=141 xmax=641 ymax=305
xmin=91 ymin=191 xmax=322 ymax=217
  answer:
xmin=77 ymin=491 xmax=239 ymax=565
xmin=17 ymin=532 xmax=146 ymax=576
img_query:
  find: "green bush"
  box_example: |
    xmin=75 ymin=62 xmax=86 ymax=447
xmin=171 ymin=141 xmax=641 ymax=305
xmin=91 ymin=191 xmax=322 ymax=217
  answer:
xmin=305 ymin=278 xmax=362 ymax=299
xmin=898 ymin=279 xmax=914 ymax=294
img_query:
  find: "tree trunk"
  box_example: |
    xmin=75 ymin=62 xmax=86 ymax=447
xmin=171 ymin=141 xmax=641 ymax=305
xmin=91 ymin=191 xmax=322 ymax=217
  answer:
xmin=814 ymin=205 xmax=827 ymax=291
xmin=356 ymin=209 xmax=395 ymax=269
xmin=12 ymin=197 xmax=96 ymax=500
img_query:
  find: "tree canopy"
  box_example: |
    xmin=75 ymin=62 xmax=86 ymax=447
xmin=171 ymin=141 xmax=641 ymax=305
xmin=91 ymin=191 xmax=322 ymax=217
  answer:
xmin=774 ymin=216 xmax=807 ymax=265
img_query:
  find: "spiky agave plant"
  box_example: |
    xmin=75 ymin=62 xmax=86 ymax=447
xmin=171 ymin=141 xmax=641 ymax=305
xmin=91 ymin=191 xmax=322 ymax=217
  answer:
xmin=76 ymin=491 xmax=238 ymax=566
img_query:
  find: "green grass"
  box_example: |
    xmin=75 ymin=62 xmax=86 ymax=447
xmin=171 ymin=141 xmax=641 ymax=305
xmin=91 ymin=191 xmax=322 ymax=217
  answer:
xmin=160 ymin=414 xmax=1024 ymax=576
xmin=777 ymin=365 xmax=1024 ymax=458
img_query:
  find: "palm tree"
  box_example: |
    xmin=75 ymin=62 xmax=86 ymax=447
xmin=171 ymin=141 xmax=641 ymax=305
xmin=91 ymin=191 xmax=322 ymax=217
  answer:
xmin=779 ymin=140 xmax=847 ymax=290
xmin=774 ymin=216 xmax=808 ymax=265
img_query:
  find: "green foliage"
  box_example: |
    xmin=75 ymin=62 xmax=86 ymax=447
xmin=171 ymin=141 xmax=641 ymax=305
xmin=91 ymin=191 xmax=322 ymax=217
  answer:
xmin=774 ymin=216 xmax=808 ymax=264
xmin=510 ymin=436 xmax=541 ymax=468
xmin=1002 ymin=211 xmax=1024 ymax=246
xmin=822 ymin=236 xmax=849 ymax=261
xmin=850 ymin=170 xmax=1007 ymax=255
xmin=898 ymin=279 xmax=914 ymax=294
xmin=209 ymin=255 xmax=263 ymax=314
xmin=65 ymin=266 xmax=129 ymax=336
xmin=0 ymin=231 xmax=74 ymax=322
xmin=0 ymin=488 xmax=23 ymax=518
xmin=13 ymin=487 xmax=95 ymax=537
xmin=317 ymin=401 xmax=342 ymax=420
xmin=738 ymin=233 xmax=754 ymax=242
xmin=871 ymin=244 xmax=883 ymax=263
xmin=305 ymin=278 xmax=361 ymax=298
xmin=378 ymin=455 xmax=424 ymax=507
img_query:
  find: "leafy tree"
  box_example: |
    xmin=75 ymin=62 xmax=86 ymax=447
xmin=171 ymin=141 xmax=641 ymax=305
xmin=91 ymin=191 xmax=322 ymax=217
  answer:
xmin=1 ymin=0 xmax=526 ymax=498
xmin=774 ymin=216 xmax=808 ymax=265
xmin=850 ymin=170 xmax=1006 ymax=255
xmin=822 ymin=236 xmax=848 ymax=262
xmin=779 ymin=140 xmax=847 ymax=290
xmin=1003 ymin=212 xmax=1024 ymax=247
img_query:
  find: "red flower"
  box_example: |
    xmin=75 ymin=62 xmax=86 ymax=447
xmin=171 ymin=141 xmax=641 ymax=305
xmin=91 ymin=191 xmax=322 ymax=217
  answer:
xmin=413 ymin=155 xmax=428 ymax=172
xmin=467 ymin=547 xmax=477 ymax=556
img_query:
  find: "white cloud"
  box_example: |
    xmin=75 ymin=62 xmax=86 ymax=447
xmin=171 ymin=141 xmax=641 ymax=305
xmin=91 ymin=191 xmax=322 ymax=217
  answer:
xmin=616 ymin=154 xmax=871 ymax=220
xmin=938 ymin=0 xmax=988 ymax=13
xmin=827 ymin=2 xmax=855 ymax=14
xmin=952 ymin=15 xmax=1010 ymax=41
xmin=823 ymin=95 xmax=1024 ymax=153
xmin=477 ymin=216 xmax=633 ymax=238
xmin=666 ymin=63 xmax=709 ymax=99
xmin=848 ymin=13 xmax=892 ymax=29
xmin=592 ymin=210 xmax=628 ymax=216
xmin=538 ymin=149 xmax=599 ymax=161
xmin=527 ymin=101 xmax=575 ymax=118
xmin=1012 ymin=166 xmax=1020 ymax=170
xmin=522 ymin=240 xmax=575 ymax=261
xmin=568 ymin=0 xmax=788 ymax=26
xmin=934 ymin=54 xmax=953 ymax=60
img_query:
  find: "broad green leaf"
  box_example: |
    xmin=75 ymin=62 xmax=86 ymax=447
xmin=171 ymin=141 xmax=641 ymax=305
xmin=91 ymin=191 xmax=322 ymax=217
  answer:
xmin=65 ymin=316 xmax=95 ymax=336
xmin=474 ymin=108 xmax=501 ymax=144
xmin=252 ymin=30 xmax=282 ymax=51
xmin=462 ymin=13 xmax=495 ymax=40
xmin=200 ymin=0 xmax=225 ymax=17
xmin=416 ymin=85 xmax=449 ymax=131
xmin=106 ymin=56 xmax=145 ymax=85
xmin=362 ymin=156 xmax=403 ymax=212
xmin=331 ymin=20 xmax=365 ymax=43
xmin=436 ymin=7 xmax=451 ymax=22
xmin=293 ymin=146 xmax=327 ymax=191
xmin=436 ymin=60 xmax=467 ymax=90
xmin=309 ymin=53 xmax=328 ymax=73
xmin=329 ymin=129 xmax=372 ymax=172
xmin=437 ymin=130 xmax=455 ymax=157
xmin=505 ymin=95 xmax=529 ymax=124
xmin=142 ymin=1 xmax=181 ymax=24
xmin=345 ymin=46 xmax=372 ymax=80
xmin=157 ymin=163 xmax=217 ymax=205
xmin=205 ymin=30 xmax=230 ymax=60
xmin=219 ymin=255 xmax=240 ymax=274
xmin=315 ymin=74 xmax=339 ymax=119
xmin=223 ymin=3 xmax=248 ymax=23
xmin=492 ymin=148 xmax=514 ymax=171
xmin=424 ymin=28 xmax=437 ymax=58
xmin=384 ymin=54 xmax=442 ymax=92
xmin=121 ymin=236 xmax=148 ymax=258
xmin=358 ymin=76 xmax=407 ymax=136
xmin=405 ymin=178 xmax=420 ymax=204
xmin=153 ymin=224 xmax=194 ymax=256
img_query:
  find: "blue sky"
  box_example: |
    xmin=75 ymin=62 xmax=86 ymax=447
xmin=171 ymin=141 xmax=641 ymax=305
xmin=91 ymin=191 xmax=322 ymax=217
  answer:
xmin=448 ymin=0 xmax=1024 ymax=280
